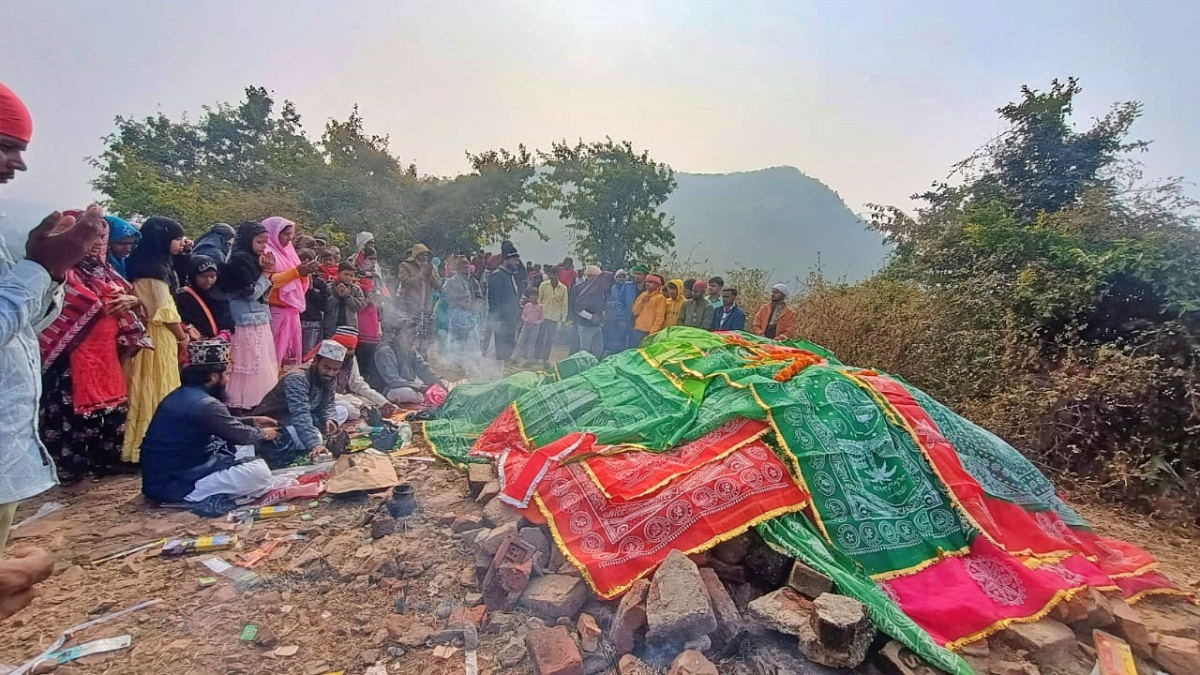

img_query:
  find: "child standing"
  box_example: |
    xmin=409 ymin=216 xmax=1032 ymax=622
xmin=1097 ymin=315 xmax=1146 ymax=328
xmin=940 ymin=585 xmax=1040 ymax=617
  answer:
xmin=514 ymin=287 xmax=543 ymax=365
xmin=298 ymin=249 xmax=330 ymax=355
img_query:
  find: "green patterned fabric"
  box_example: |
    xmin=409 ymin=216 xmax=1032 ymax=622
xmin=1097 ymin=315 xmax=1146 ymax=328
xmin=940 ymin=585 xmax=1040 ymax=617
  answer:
xmin=752 ymin=368 xmax=974 ymax=576
xmin=758 ymin=515 xmax=974 ymax=675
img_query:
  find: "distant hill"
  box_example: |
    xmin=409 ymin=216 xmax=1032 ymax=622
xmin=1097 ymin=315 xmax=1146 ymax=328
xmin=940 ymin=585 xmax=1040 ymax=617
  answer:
xmin=511 ymin=166 xmax=887 ymax=282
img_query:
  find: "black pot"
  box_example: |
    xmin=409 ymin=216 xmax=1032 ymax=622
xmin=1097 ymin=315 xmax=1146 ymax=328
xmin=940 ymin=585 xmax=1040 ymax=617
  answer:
xmin=388 ymin=483 xmax=417 ymax=517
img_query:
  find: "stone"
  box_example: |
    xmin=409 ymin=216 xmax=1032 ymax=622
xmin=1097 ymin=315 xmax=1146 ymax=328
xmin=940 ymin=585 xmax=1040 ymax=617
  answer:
xmin=388 ymin=621 xmax=433 ymax=648
xmin=795 ymin=593 xmax=874 ymax=669
xmin=989 ymin=662 xmax=1039 ymax=675
xmin=617 ymin=654 xmax=655 ymax=675
xmin=481 ymin=522 xmax=520 ymax=556
xmin=706 ymin=557 xmax=747 ymax=585
xmin=370 ymin=515 xmax=396 ymax=539
xmin=526 ymin=626 xmax=584 ymax=675
xmin=878 ymin=640 xmax=929 ymax=675
xmin=1109 ymin=600 xmax=1153 ymax=657
xmin=467 ymin=463 xmax=496 ymax=497
xmin=437 ymin=512 xmax=457 ymax=526
xmin=497 ymin=638 xmax=527 ymax=667
xmin=959 ymin=638 xmax=990 ymax=658
xmin=745 ymin=543 xmax=792 ymax=589
xmin=711 ymin=533 xmax=754 ymax=565
xmin=1053 ymin=588 xmax=1113 ymax=629
xmin=1143 ymin=611 xmax=1199 ymax=640
xmin=449 ymin=604 xmax=488 ymax=630
xmin=787 ymin=560 xmax=834 ymax=599
xmin=646 ymin=550 xmax=717 ymax=646
xmin=483 ymin=497 xmax=521 ymax=528
xmin=667 ymin=649 xmax=719 ymax=675
xmin=730 ymin=583 xmax=764 ymax=612
xmin=519 ymin=526 xmax=553 ymax=565
xmin=476 ymin=480 xmax=501 ymax=505
xmin=995 ymin=619 xmax=1075 ymax=666
xmin=359 ymin=648 xmax=381 ymax=664
xmin=698 ymin=567 xmax=744 ymax=655
xmin=452 ymin=513 xmax=484 ymax=533
xmin=747 ymin=587 xmax=812 ymax=636
xmin=252 ymin=623 xmax=279 ymax=648
xmin=742 ymin=627 xmax=844 ymax=675
xmin=482 ymin=536 xmax=537 ymax=610
xmin=521 ymin=574 xmax=590 ymax=620
xmin=1155 ymin=635 xmax=1200 ymax=675
xmin=610 ymin=578 xmax=649 ymax=655
xmin=577 ymin=613 xmax=602 ymax=652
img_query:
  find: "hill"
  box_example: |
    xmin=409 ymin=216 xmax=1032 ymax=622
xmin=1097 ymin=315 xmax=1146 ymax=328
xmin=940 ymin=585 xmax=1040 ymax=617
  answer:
xmin=511 ymin=166 xmax=887 ymax=282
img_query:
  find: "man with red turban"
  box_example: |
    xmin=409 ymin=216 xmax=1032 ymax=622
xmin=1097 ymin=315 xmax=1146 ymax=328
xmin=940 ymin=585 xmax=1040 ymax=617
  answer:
xmin=0 ymin=81 xmax=106 ymax=620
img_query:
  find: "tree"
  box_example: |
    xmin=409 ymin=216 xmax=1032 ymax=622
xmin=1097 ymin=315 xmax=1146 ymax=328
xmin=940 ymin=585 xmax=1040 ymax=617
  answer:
xmin=537 ymin=138 xmax=676 ymax=270
xmin=91 ymin=86 xmax=540 ymax=264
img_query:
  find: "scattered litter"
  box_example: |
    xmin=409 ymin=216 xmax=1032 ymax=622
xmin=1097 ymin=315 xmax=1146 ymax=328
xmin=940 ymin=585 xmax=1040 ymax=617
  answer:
xmin=43 ymin=635 xmax=132 ymax=666
xmin=235 ymin=540 xmax=281 ymax=568
xmin=240 ymin=625 xmax=259 ymax=642
xmin=197 ymin=577 xmax=218 ymax=588
xmin=320 ymin=611 xmax=332 ymax=620
xmin=274 ymin=645 xmax=299 ymax=657
xmin=432 ymin=645 xmax=458 ymax=660
xmin=300 ymin=514 xmax=314 ymax=522
xmin=90 ymin=538 xmax=167 ymax=565
xmin=162 ymin=535 xmax=238 ymax=556
xmin=228 ymin=505 xmax=298 ymax=521
xmin=11 ymin=599 xmax=161 ymax=675
xmin=11 ymin=502 xmax=64 ymax=530
xmin=255 ymin=481 xmax=323 ymax=506
xmin=202 ymin=556 xmax=262 ymax=590
xmin=1093 ymin=630 xmax=1137 ymax=675
xmin=308 ymin=500 xmax=320 ymax=508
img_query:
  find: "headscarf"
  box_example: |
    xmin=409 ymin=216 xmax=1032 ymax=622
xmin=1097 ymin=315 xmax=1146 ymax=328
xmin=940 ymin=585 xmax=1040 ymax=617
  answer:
xmin=105 ymin=215 xmax=141 ymax=279
xmin=356 ymin=231 xmax=374 ymax=252
xmin=219 ymin=221 xmax=267 ymax=297
xmin=584 ymin=264 xmax=601 ymax=278
xmin=126 ymin=216 xmax=184 ymax=290
xmin=191 ymin=222 xmax=236 ymax=262
xmin=0 ymin=82 xmax=33 ymax=144
xmin=180 ymin=254 xmax=233 ymax=336
xmin=407 ymin=243 xmax=432 ymax=261
xmin=40 ymin=217 xmax=151 ymax=380
xmin=262 ymin=216 xmax=306 ymax=311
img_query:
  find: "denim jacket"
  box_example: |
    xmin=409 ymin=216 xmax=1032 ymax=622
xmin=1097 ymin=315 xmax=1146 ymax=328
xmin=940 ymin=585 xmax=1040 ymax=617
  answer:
xmin=227 ymin=273 xmax=273 ymax=327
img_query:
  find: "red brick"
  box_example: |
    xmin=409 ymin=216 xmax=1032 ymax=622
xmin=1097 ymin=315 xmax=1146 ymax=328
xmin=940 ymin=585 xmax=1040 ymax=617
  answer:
xmin=611 ymin=578 xmax=649 ymax=655
xmin=526 ymin=626 xmax=584 ymax=675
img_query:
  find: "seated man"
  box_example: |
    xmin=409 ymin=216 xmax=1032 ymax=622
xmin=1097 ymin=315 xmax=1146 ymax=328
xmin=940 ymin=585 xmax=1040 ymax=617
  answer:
xmin=141 ymin=339 xmax=281 ymax=504
xmin=252 ymin=339 xmax=349 ymax=468
xmin=316 ymin=325 xmax=397 ymax=421
xmin=375 ymin=321 xmax=445 ymax=405
xmin=751 ymin=283 xmax=799 ymax=341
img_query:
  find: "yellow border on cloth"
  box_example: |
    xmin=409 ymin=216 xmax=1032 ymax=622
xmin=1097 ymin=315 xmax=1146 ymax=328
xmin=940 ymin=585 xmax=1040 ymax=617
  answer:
xmin=576 ymin=426 xmax=771 ymax=502
xmin=943 ymin=585 xmax=1086 ymax=652
xmin=533 ymin=491 xmax=808 ymax=600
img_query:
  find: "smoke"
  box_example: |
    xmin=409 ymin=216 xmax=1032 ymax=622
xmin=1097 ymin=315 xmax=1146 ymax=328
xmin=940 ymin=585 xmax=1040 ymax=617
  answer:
xmin=377 ymin=291 xmax=504 ymax=383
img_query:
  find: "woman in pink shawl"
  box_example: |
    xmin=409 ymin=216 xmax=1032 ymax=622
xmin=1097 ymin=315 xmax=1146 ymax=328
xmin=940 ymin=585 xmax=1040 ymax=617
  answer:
xmin=262 ymin=216 xmax=312 ymax=367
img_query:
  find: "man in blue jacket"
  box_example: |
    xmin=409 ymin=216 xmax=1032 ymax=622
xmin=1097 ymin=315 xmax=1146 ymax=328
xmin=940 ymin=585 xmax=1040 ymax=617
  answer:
xmin=141 ymin=339 xmax=281 ymax=504
xmin=711 ymin=287 xmax=747 ymax=332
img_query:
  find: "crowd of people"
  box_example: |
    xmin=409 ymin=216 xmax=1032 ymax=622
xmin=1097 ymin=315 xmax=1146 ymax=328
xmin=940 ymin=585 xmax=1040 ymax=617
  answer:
xmin=0 ymin=80 xmax=799 ymax=619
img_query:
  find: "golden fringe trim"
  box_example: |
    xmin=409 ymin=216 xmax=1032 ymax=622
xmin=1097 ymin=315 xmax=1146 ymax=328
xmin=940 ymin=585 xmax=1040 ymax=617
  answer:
xmin=638 ymin=348 xmax=692 ymax=397
xmin=533 ymin=492 xmax=809 ymax=600
xmin=575 ymin=428 xmax=770 ymax=502
xmin=1108 ymin=561 xmax=1159 ymax=579
xmin=870 ymin=545 xmax=973 ymax=582
xmin=746 ymin=383 xmax=826 ymax=541
xmin=424 ymin=428 xmax=469 ymax=471
xmin=944 ymin=585 xmax=1087 ymax=652
xmin=1127 ymin=587 xmax=1198 ymax=605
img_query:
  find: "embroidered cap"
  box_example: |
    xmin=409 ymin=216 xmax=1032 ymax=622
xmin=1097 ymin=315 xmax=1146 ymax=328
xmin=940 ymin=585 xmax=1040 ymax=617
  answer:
xmin=316 ymin=339 xmax=348 ymax=362
xmin=188 ymin=339 xmax=231 ymax=366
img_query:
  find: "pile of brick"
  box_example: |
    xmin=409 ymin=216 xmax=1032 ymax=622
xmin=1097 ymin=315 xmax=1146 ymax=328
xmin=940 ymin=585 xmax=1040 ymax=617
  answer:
xmin=450 ymin=464 xmax=1200 ymax=675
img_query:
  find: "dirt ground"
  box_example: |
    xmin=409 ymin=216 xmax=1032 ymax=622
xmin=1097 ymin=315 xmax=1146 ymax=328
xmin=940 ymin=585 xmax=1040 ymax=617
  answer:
xmin=1 ymin=430 xmax=1198 ymax=674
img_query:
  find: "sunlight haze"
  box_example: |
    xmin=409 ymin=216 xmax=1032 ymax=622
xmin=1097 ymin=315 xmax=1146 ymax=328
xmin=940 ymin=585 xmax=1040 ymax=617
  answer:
xmin=3 ymin=0 xmax=1197 ymax=214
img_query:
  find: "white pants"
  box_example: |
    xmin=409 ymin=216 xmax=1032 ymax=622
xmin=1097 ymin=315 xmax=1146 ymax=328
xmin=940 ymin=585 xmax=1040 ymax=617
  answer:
xmin=386 ymin=387 xmax=423 ymax=405
xmin=185 ymin=458 xmax=274 ymax=502
xmin=334 ymin=394 xmax=364 ymax=421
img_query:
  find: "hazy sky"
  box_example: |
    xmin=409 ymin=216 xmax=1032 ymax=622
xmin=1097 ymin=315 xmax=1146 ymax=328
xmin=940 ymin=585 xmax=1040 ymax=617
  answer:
xmin=3 ymin=0 xmax=1197 ymax=217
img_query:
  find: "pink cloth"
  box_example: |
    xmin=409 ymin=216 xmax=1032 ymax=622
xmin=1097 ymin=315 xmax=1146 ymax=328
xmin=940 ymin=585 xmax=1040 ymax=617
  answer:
xmin=521 ymin=302 xmax=544 ymax=325
xmin=358 ymin=303 xmax=381 ymax=342
xmin=227 ymin=322 xmax=279 ymax=409
xmin=271 ymin=305 xmax=303 ymax=367
xmin=262 ymin=216 xmax=306 ymax=311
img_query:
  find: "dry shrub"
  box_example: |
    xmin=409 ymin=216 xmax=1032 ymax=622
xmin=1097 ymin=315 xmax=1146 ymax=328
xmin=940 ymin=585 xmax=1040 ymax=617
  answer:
xmin=794 ymin=276 xmax=1200 ymax=525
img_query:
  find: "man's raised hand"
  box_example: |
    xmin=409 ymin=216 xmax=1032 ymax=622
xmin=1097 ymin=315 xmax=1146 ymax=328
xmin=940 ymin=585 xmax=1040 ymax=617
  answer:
xmin=26 ymin=205 xmax=105 ymax=280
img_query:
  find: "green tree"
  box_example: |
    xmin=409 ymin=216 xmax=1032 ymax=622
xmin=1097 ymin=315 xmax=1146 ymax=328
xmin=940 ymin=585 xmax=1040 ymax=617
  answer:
xmin=537 ymin=138 xmax=676 ymax=270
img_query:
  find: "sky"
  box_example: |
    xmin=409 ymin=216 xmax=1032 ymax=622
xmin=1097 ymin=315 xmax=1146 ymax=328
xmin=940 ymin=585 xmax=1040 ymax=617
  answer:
xmin=3 ymin=0 xmax=1198 ymax=218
